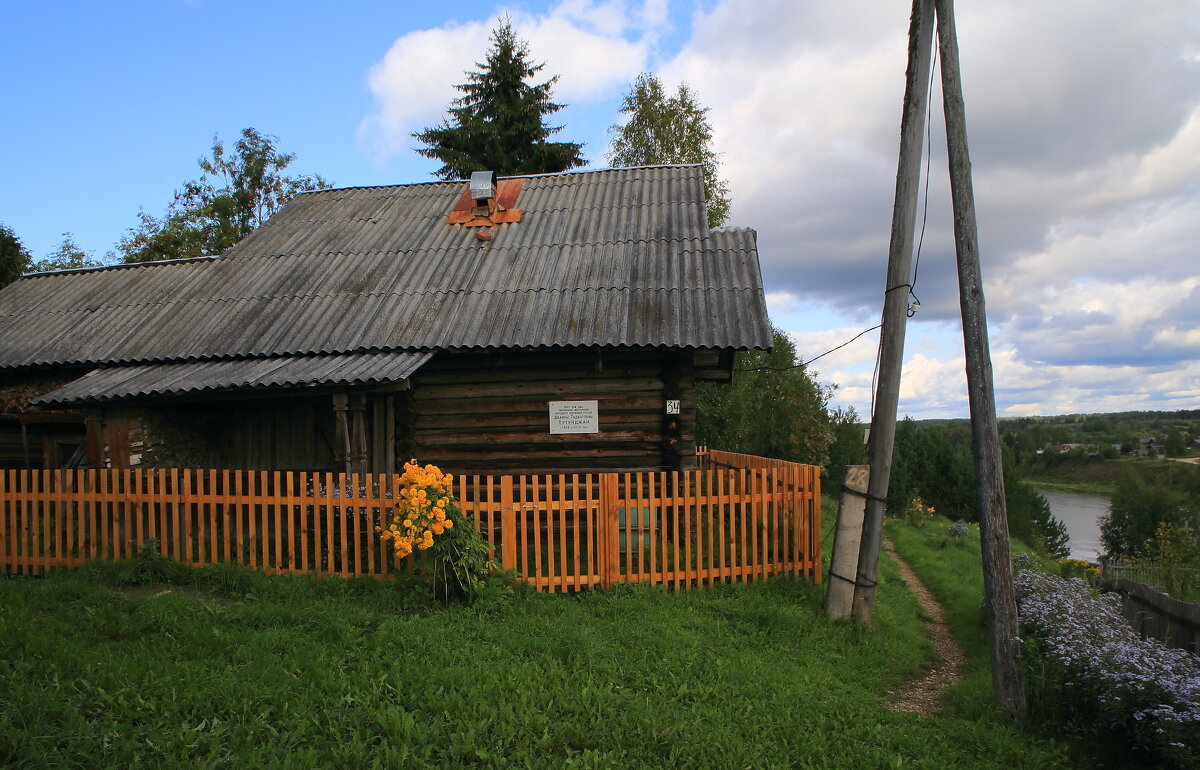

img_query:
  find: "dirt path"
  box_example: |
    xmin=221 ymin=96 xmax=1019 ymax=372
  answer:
xmin=884 ymin=539 xmax=966 ymax=716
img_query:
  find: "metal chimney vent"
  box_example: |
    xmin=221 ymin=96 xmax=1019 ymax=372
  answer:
xmin=469 ymin=171 xmax=496 ymax=204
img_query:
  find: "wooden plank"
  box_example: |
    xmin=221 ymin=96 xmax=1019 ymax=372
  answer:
xmin=584 ymin=477 xmax=596 ymax=589
xmin=96 ymin=469 xmax=108 ymax=564
xmin=500 ymin=475 xmax=515 ymax=573
xmin=420 ymin=429 xmax=665 ymax=448
xmin=413 ymin=377 xmax=665 ymax=402
xmin=784 ymin=467 xmax=795 ymax=575
xmin=165 ymin=469 xmax=176 ymax=561
xmin=812 ymin=465 xmax=823 ymax=582
xmin=762 ymin=471 xmax=773 ymax=578
xmin=186 ymin=470 xmax=202 ymax=566
xmin=556 ymin=474 xmax=568 ymax=593
xmin=338 ymin=473 xmax=349 ymax=576
xmin=232 ymin=470 xmax=246 ymax=567
xmin=201 ymin=471 xmax=212 ymax=565
xmin=416 ymin=348 xmax=659 ymax=373
xmin=254 ymin=471 xmax=266 ymax=570
xmin=274 ymin=471 xmax=284 ymax=571
xmin=682 ymin=471 xmax=693 ymax=591
xmin=214 ymin=470 xmax=226 ymax=563
xmin=32 ymin=471 xmax=46 ymax=572
xmin=0 ymin=471 xmax=9 ymax=572
xmin=755 ymin=469 xmax=766 ymax=579
xmin=531 ymin=475 xmax=544 ymax=591
xmin=631 ymin=472 xmax=642 ymax=581
xmin=520 ymin=476 xmax=532 ymax=584
xmin=704 ymin=471 xmax=715 ymax=588
xmin=174 ymin=469 xmax=186 ymax=564
xmin=796 ymin=466 xmax=807 ymax=576
xmin=68 ymin=467 xmax=82 ymax=563
xmin=415 ymin=363 xmax=663 ymax=386
xmin=324 ymin=472 xmax=335 ymax=574
xmin=576 ymin=474 xmax=585 ymax=587
xmin=299 ymin=472 xmax=310 ymax=573
xmin=363 ymin=472 xmax=374 ymax=577
xmin=51 ymin=471 xmax=64 ymax=568
xmin=81 ymin=470 xmax=93 ymax=564
xmin=737 ymin=468 xmax=748 ymax=583
xmin=657 ymin=472 xmax=668 ymax=590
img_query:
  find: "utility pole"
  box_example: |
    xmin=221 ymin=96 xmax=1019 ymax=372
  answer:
xmin=934 ymin=0 xmax=1027 ymax=720
xmin=851 ymin=0 xmax=934 ymax=623
xmin=824 ymin=464 xmax=868 ymax=619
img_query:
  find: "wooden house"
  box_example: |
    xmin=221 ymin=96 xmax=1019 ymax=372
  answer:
xmin=0 ymin=165 xmax=772 ymax=475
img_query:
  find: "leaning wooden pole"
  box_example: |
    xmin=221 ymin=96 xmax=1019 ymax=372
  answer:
xmin=934 ymin=0 xmax=1027 ymax=720
xmin=825 ymin=465 xmax=869 ymax=619
xmin=851 ymin=0 xmax=934 ymax=623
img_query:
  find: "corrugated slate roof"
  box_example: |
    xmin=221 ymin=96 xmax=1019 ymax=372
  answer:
xmin=0 ymin=165 xmax=771 ymax=371
xmin=33 ymin=352 xmax=431 ymax=407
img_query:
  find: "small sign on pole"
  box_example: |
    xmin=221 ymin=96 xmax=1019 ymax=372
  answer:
xmin=548 ymin=400 xmax=599 ymax=434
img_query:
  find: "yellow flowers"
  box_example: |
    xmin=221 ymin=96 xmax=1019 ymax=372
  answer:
xmin=381 ymin=459 xmax=458 ymax=560
xmin=904 ymin=496 xmax=936 ymax=527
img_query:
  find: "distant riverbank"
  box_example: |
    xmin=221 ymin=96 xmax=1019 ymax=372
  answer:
xmin=1023 ymin=455 xmax=1198 ymax=498
xmin=1026 ymin=479 xmax=1113 ymax=496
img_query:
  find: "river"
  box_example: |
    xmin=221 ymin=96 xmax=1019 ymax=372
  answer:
xmin=1036 ymin=489 xmax=1109 ymax=562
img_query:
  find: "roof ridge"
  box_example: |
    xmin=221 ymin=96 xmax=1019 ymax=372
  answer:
xmin=294 ymin=164 xmax=705 ymax=196
xmin=19 ymin=255 xmax=218 ymax=280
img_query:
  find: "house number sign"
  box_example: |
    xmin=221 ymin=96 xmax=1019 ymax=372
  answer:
xmin=665 ymin=400 xmax=680 ymax=414
xmin=548 ymin=400 xmax=599 ymax=434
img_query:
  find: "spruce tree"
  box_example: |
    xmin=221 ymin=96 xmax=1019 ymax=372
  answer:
xmin=607 ymin=74 xmax=731 ymax=228
xmin=414 ymin=19 xmax=586 ymax=180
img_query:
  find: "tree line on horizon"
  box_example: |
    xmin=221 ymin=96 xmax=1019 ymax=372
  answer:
xmin=1 ymin=17 xmax=731 ymax=288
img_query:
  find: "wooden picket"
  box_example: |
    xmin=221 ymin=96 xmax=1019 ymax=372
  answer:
xmin=0 ymin=452 xmax=821 ymax=590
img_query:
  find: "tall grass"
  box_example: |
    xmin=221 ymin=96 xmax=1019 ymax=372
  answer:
xmin=1 ymin=548 xmax=1070 ymax=768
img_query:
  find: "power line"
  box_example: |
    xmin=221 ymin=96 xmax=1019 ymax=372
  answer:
xmin=872 ymin=48 xmax=939 ymax=419
xmin=733 ymin=323 xmax=882 ymax=372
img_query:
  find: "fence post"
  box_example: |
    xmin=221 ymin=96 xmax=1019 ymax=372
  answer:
xmin=0 ymin=470 xmax=8 ymax=573
xmin=599 ymin=473 xmax=619 ymax=589
xmin=500 ymin=475 xmax=516 ymax=573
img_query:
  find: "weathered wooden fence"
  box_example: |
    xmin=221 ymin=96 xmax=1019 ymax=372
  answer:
xmin=1098 ymin=560 xmax=1200 ymax=654
xmin=1098 ymin=576 xmax=1200 ymax=655
xmin=0 ymin=451 xmax=821 ymax=591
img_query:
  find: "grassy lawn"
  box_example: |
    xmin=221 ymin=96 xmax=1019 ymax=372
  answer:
xmin=1 ymin=537 xmax=1072 ymax=768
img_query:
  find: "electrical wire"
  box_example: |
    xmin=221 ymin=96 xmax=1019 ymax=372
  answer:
xmin=908 ymin=50 xmax=939 ymax=316
xmin=732 ymin=323 xmax=881 ymax=373
xmin=871 ymin=47 xmax=939 ymax=418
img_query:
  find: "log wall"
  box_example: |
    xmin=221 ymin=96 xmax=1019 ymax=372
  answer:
xmin=0 ymin=370 xmax=88 ymax=470
xmin=131 ymin=398 xmax=340 ymax=472
xmin=409 ymin=350 xmax=696 ymax=474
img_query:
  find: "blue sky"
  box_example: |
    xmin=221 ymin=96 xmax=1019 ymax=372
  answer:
xmin=3 ymin=0 xmax=1199 ymax=421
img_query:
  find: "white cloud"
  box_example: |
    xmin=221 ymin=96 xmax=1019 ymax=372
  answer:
xmin=654 ymin=0 xmax=1200 ymax=417
xmin=359 ymin=20 xmax=494 ymax=160
xmin=359 ymin=1 xmax=657 ymax=162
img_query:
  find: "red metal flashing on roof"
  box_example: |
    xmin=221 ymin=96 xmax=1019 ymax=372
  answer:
xmin=447 ymin=178 xmax=524 ymax=226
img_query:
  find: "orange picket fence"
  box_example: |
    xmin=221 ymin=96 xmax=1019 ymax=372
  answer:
xmin=0 ymin=451 xmax=821 ymax=591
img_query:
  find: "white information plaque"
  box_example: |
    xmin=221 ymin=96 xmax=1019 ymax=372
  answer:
xmin=548 ymin=400 xmax=599 ymax=434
